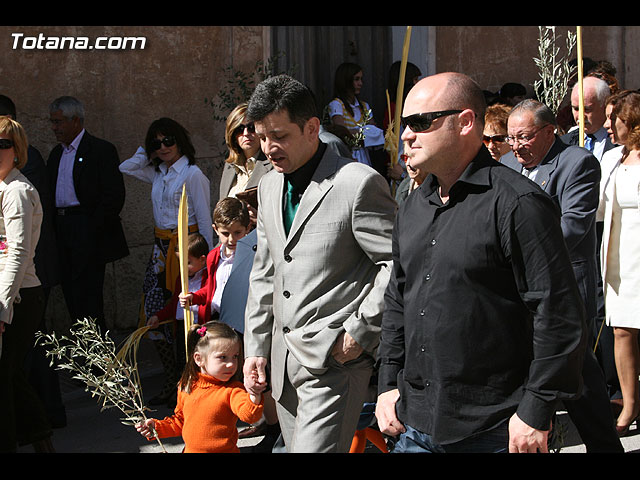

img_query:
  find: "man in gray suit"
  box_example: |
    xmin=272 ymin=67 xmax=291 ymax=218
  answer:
xmin=502 ymin=99 xmax=623 ymax=452
xmin=242 ymin=75 xmax=396 ymax=452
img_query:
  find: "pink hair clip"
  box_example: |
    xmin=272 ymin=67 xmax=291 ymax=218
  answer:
xmin=197 ymin=326 xmax=207 ymax=337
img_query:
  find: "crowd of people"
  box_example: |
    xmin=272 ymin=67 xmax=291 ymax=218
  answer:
xmin=1 ymin=53 xmax=639 ymax=454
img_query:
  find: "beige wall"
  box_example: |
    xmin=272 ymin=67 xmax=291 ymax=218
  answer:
xmin=1 ymin=25 xmax=265 ymax=332
xmin=434 ymin=26 xmax=639 ymax=95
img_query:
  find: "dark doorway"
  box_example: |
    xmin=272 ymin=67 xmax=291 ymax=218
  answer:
xmin=269 ymin=26 xmax=392 ymax=128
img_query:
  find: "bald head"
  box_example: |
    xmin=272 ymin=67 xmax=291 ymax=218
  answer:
xmin=407 ymin=72 xmax=487 ymax=124
xmin=401 ymin=73 xmax=487 ymax=191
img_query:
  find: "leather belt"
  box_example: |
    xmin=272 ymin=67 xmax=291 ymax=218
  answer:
xmin=56 ymin=206 xmax=89 ymax=215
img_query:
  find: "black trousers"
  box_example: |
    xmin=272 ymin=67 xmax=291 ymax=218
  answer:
xmin=563 ymin=319 xmax=624 ymax=453
xmin=0 ymin=286 xmax=51 ymax=452
xmin=55 ymin=210 xmax=107 ymax=333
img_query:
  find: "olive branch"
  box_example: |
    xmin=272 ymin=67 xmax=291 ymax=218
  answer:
xmin=534 ymin=26 xmax=577 ymax=116
xmin=35 ymin=318 xmax=167 ymax=453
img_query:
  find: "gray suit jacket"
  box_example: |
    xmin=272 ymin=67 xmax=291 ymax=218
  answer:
xmin=244 ymin=147 xmax=397 ymax=399
xmin=218 ymin=151 xmax=273 ymax=201
xmin=501 ymin=137 xmax=601 ymax=320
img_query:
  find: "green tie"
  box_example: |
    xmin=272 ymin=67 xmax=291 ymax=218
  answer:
xmin=283 ymin=179 xmax=299 ymax=235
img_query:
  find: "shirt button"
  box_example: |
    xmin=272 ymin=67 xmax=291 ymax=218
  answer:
xmin=425 ymin=274 xmax=431 ymax=281
xmin=283 ymin=327 xmax=290 ymax=333
xmin=420 ymin=309 xmax=425 ymax=316
xmin=431 ymin=239 xmax=436 ymax=246
xmin=283 ymin=291 xmax=290 ymax=298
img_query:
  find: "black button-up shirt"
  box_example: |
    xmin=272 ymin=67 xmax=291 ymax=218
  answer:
xmin=377 ymin=146 xmax=586 ymax=445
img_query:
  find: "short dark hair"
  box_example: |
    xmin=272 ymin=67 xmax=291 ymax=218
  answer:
xmin=0 ymin=95 xmax=17 ymax=118
xmin=187 ymin=232 xmax=210 ymax=258
xmin=213 ymin=196 xmax=250 ymax=228
xmin=246 ymin=74 xmax=318 ymax=130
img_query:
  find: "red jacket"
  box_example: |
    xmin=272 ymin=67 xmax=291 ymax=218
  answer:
xmin=190 ymin=245 xmax=222 ymax=324
xmin=156 ymin=267 xmax=208 ymax=325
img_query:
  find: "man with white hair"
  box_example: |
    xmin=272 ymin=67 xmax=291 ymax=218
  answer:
xmin=561 ymin=76 xmax=615 ymax=160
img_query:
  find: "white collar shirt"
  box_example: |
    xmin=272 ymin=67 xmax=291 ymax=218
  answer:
xmin=55 ymin=128 xmax=85 ymax=207
xmin=211 ymin=247 xmax=234 ymax=314
xmin=118 ymin=146 xmax=214 ymax=248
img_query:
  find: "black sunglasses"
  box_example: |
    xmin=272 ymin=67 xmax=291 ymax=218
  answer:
xmin=234 ymin=123 xmax=255 ymax=135
xmin=0 ymin=139 xmax=13 ymax=149
xmin=401 ymin=110 xmax=463 ymax=133
xmin=150 ymin=136 xmax=176 ymax=151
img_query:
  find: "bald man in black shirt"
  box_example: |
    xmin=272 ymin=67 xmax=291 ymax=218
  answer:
xmin=376 ymin=72 xmax=587 ymax=453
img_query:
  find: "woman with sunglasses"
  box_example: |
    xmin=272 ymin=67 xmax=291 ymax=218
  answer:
xmin=0 ymin=117 xmax=54 ymax=452
xmin=483 ymin=103 xmax=512 ymax=162
xmin=219 ymin=103 xmax=272 ymax=229
xmin=598 ymin=90 xmax=640 ymax=436
xmin=119 ymin=117 xmax=213 ymax=406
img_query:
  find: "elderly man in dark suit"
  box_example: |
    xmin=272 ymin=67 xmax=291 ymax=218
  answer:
xmin=561 ymin=75 xmax=620 ymax=406
xmin=46 ymin=96 xmax=128 ymax=334
xmin=501 ymin=99 xmax=623 ymax=452
xmin=561 ymin=76 xmax=615 ymax=161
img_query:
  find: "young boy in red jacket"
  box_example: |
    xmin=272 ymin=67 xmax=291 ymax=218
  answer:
xmin=149 ymin=232 xmax=210 ymax=329
xmin=180 ymin=197 xmax=251 ymax=326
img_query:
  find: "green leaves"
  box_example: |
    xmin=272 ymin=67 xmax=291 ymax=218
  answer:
xmin=533 ymin=26 xmax=577 ymax=116
xmin=35 ymin=318 xmax=166 ymax=452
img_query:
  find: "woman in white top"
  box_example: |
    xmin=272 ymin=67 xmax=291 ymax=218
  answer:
xmin=119 ymin=117 xmax=213 ymax=406
xmin=327 ymin=62 xmax=381 ymax=166
xmin=598 ymin=90 xmax=640 ymax=435
xmin=0 ymin=117 xmax=53 ymax=452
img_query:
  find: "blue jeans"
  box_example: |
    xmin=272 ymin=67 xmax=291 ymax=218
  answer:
xmin=392 ymin=422 xmax=509 ymax=453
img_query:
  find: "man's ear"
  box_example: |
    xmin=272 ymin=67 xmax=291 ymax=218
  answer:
xmin=305 ymin=116 xmax=321 ymax=137
xmin=458 ymin=109 xmax=477 ymax=136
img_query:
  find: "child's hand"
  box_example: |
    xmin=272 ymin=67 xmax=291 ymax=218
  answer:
xmin=146 ymin=315 xmax=159 ymax=329
xmin=248 ymin=367 xmax=267 ymax=394
xmin=136 ymin=418 xmax=157 ymax=439
xmin=179 ymin=292 xmax=193 ymax=308
xmin=249 ymin=392 xmax=262 ymax=405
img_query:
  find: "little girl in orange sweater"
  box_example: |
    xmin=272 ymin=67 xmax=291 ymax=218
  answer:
xmin=136 ymin=321 xmax=264 ymax=453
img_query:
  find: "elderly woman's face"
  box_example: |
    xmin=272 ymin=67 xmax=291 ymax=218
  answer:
xmin=483 ymin=123 xmax=510 ymax=161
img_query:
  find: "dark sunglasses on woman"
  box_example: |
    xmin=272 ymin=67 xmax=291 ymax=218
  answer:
xmin=150 ymin=136 xmax=176 ymax=151
xmin=234 ymin=123 xmax=256 ymax=136
xmin=482 ymin=134 xmax=508 ymax=145
xmin=0 ymin=139 xmax=14 ymax=149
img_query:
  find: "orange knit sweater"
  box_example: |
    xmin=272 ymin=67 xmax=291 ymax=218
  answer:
xmin=152 ymin=372 xmax=263 ymax=453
